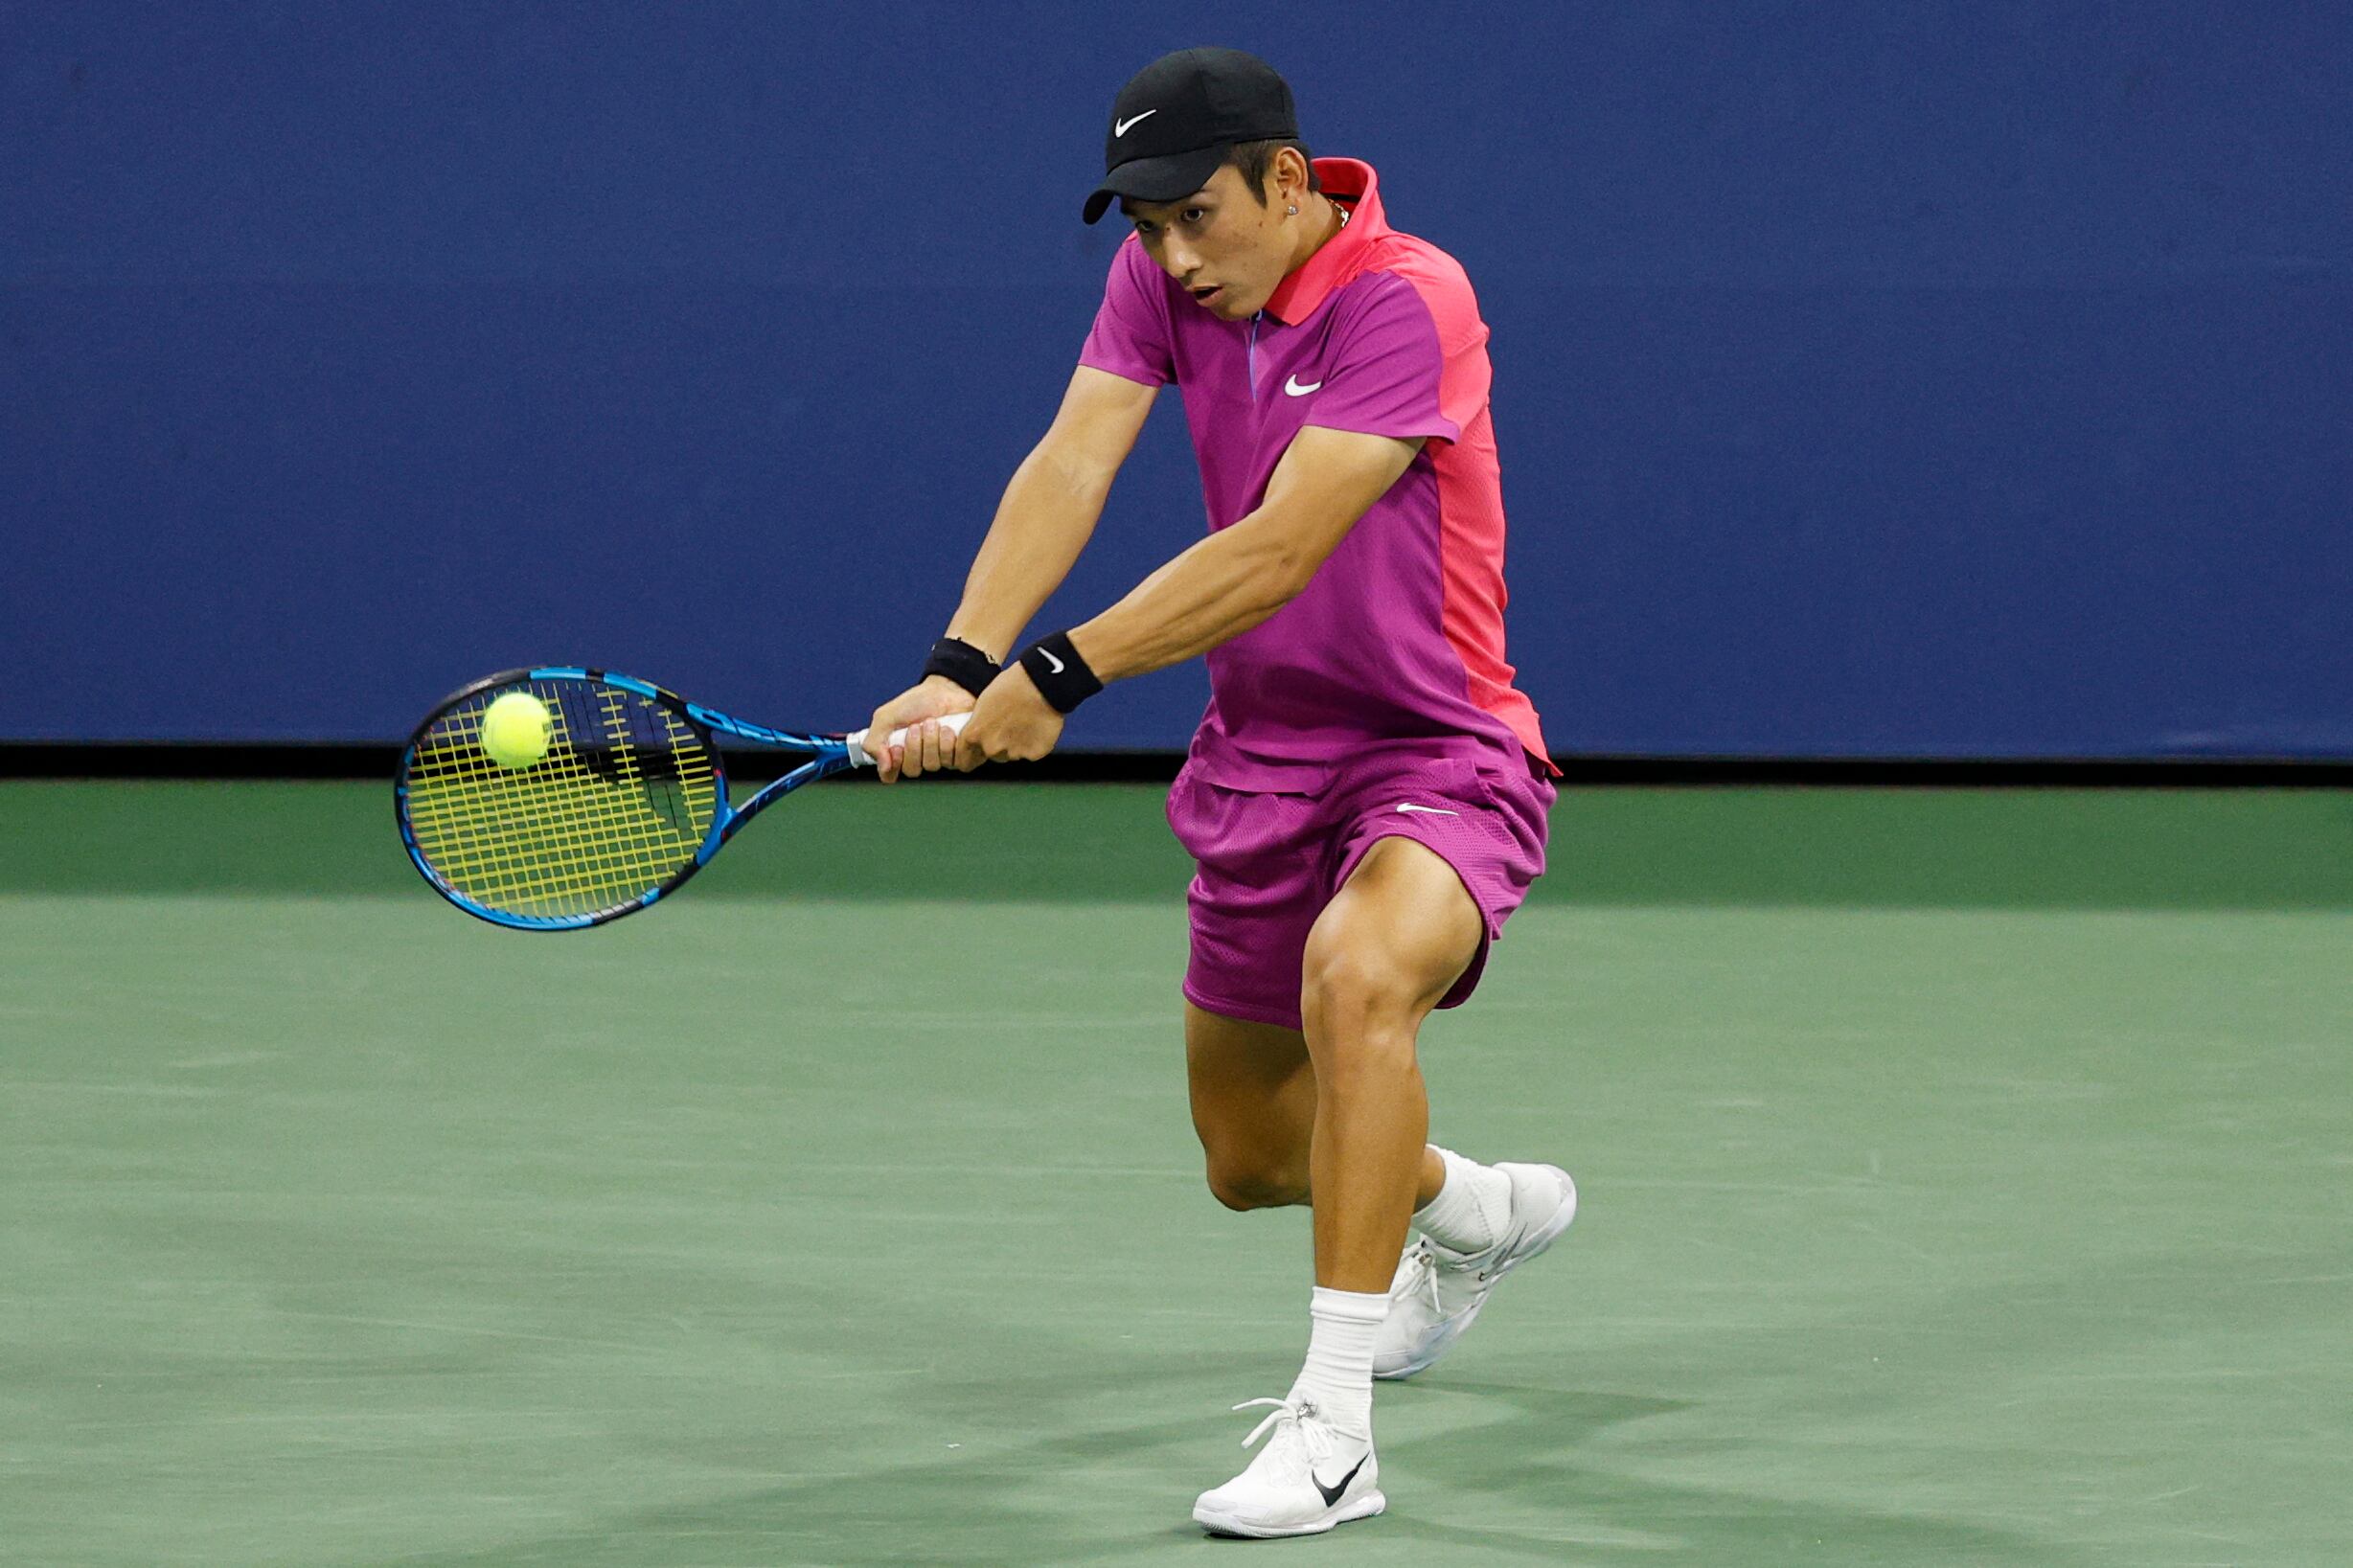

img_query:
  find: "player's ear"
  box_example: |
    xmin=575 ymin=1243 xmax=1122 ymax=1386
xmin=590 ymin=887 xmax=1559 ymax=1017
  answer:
xmin=1271 ymin=146 xmax=1311 ymax=211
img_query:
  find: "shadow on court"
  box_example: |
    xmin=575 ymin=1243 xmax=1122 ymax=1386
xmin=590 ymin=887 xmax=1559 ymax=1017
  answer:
xmin=348 ymin=1373 xmax=2065 ymax=1568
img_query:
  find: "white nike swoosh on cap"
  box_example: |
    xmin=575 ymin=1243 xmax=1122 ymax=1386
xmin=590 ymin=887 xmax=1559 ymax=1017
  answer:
xmin=1394 ymin=803 xmax=1458 ymax=815
xmin=1284 ymin=375 xmax=1323 ymax=396
xmin=1114 ymin=110 xmax=1157 ymax=137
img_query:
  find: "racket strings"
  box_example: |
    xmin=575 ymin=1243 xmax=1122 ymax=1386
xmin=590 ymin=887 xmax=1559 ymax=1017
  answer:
xmin=409 ymin=698 xmax=710 ymax=898
xmin=406 ymin=706 xmax=709 ymax=911
xmin=402 ymin=680 xmax=720 ymax=919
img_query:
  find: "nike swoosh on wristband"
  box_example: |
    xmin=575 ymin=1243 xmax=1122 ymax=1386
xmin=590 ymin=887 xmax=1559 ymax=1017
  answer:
xmin=1039 ymin=648 xmax=1066 ymax=674
xmin=1284 ymin=375 xmax=1323 ymax=396
xmin=1113 ymin=110 xmax=1157 ymax=136
xmin=1314 ymin=1453 xmax=1368 ymax=1506
xmin=1394 ymin=803 xmax=1458 ymax=816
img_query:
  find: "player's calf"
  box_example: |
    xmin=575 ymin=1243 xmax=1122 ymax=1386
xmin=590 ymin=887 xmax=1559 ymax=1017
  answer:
xmin=1184 ymin=1003 xmax=1317 ymax=1211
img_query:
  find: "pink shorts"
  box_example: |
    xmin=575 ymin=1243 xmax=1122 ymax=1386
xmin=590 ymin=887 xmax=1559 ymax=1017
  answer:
xmin=1165 ymin=741 xmax=1555 ymax=1034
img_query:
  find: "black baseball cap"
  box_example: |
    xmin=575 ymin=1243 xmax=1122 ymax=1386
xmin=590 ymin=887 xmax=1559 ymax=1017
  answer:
xmin=1082 ymin=48 xmax=1299 ymax=224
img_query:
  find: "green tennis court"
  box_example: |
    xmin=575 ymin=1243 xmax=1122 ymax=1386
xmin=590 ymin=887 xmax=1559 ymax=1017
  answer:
xmin=4 ymin=783 xmax=2347 ymax=1565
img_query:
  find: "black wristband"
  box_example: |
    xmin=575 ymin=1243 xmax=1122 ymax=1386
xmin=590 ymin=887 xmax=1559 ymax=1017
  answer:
xmin=921 ymin=636 xmax=998 ymax=698
xmin=1017 ymin=630 xmax=1105 ymax=715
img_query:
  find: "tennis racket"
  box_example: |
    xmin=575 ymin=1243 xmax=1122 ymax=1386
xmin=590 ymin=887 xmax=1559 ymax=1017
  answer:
xmin=395 ymin=666 xmax=968 ymax=931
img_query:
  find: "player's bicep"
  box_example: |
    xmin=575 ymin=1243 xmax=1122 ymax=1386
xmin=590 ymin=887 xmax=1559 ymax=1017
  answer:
xmin=1246 ymin=424 xmax=1425 ymax=588
xmin=1037 ymin=366 xmax=1157 ymax=493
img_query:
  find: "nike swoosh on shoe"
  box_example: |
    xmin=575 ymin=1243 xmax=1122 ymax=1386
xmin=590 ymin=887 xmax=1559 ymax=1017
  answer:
xmin=1314 ymin=1453 xmax=1368 ymax=1506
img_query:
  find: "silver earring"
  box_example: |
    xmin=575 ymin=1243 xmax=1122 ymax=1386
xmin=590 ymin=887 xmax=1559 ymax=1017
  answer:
xmin=1287 ymin=205 xmax=1298 ymax=216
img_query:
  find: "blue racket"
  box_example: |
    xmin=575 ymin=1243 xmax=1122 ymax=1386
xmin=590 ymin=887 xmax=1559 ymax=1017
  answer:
xmin=395 ymin=666 xmax=967 ymax=930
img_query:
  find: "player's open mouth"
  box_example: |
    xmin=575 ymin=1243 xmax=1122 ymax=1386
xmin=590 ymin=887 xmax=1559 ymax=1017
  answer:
xmin=1190 ymin=284 xmax=1224 ymax=307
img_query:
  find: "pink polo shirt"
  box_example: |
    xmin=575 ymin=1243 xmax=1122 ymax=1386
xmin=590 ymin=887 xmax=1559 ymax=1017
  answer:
xmin=1079 ymin=157 xmax=1552 ymax=789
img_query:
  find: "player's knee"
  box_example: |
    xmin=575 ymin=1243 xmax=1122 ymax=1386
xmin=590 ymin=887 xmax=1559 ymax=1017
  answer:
xmin=1202 ymin=1151 xmax=1307 ymax=1211
xmin=1300 ymin=928 xmax=1423 ymax=1035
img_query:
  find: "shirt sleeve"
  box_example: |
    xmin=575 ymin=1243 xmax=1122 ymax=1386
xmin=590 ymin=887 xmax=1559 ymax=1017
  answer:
xmin=1077 ymin=238 xmax=1175 ymax=387
xmin=1299 ymin=272 xmax=1461 ymax=446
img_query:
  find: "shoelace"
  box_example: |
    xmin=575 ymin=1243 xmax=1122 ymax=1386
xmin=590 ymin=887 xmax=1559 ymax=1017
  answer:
xmin=1399 ymin=1238 xmax=1446 ymax=1315
xmin=1231 ymin=1397 xmax=1336 ymax=1466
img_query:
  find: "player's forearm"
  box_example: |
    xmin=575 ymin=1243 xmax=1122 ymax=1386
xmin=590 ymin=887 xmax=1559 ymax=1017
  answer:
xmin=1071 ymin=511 xmax=1312 ymax=682
xmin=944 ymin=439 xmax=1114 ymax=661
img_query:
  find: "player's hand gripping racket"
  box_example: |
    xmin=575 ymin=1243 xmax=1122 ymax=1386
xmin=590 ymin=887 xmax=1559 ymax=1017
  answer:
xmin=395 ymin=667 xmax=967 ymax=930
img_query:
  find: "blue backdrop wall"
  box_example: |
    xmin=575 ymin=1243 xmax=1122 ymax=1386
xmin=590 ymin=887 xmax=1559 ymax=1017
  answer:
xmin=7 ymin=2 xmax=2348 ymax=755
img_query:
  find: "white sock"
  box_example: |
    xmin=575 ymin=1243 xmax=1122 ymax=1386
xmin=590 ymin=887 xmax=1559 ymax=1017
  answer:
xmin=1288 ymin=1285 xmax=1385 ymax=1439
xmin=1411 ymin=1146 xmax=1516 ymax=1256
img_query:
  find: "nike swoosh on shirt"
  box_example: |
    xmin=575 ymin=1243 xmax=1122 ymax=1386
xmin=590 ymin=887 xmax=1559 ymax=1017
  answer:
xmin=1284 ymin=375 xmax=1323 ymax=396
xmin=1314 ymin=1453 xmax=1369 ymax=1507
xmin=1394 ymin=803 xmax=1459 ymax=816
xmin=1113 ymin=110 xmax=1157 ymax=136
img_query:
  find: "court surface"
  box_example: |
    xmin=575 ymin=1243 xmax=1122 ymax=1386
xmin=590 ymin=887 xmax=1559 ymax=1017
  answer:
xmin=3 ymin=782 xmax=2347 ymax=1566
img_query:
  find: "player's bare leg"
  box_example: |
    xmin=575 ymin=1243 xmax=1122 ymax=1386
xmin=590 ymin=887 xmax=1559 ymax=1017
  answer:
xmin=1298 ymin=836 xmax=1482 ymax=1290
xmin=1193 ymin=837 xmax=1577 ymax=1535
xmin=1193 ymin=838 xmax=1478 ymax=1536
xmin=1334 ymin=840 xmax=1576 ymax=1383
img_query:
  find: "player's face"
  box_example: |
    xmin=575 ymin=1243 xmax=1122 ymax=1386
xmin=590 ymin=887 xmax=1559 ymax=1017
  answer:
xmin=1125 ymin=164 xmax=1296 ymax=322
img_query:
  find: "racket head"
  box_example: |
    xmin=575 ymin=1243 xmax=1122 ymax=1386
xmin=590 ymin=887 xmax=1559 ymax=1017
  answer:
xmin=395 ymin=668 xmax=730 ymax=930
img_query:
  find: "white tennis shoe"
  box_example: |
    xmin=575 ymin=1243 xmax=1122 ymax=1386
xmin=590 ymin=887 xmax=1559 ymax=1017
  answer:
xmin=1192 ymin=1397 xmax=1384 ymax=1538
xmin=1374 ymin=1161 xmax=1578 ymax=1380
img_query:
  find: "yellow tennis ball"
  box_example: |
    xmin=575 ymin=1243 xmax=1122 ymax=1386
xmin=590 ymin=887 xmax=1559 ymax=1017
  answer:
xmin=479 ymin=691 xmax=552 ymax=770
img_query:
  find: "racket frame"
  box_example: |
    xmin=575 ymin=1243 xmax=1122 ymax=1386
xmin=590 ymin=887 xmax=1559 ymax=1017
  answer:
xmin=395 ymin=665 xmax=863 ymax=931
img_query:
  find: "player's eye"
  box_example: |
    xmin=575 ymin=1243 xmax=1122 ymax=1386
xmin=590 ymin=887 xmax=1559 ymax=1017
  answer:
xmin=1133 ymin=219 xmax=1156 ymax=237
xmin=1181 ymin=207 xmax=1207 ymax=224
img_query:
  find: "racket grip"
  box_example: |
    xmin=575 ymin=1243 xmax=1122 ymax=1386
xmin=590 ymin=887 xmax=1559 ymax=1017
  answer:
xmin=844 ymin=710 xmax=972 ymax=769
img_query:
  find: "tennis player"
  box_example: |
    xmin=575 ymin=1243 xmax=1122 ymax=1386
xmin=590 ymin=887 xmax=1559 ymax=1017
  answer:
xmin=862 ymin=47 xmax=1575 ymax=1538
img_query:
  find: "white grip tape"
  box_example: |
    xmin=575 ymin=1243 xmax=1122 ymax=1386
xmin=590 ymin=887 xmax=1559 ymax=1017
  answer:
xmin=845 ymin=710 xmax=972 ymax=769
